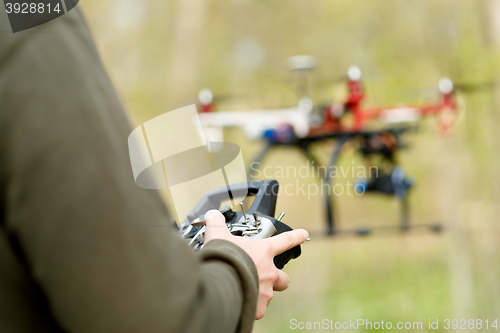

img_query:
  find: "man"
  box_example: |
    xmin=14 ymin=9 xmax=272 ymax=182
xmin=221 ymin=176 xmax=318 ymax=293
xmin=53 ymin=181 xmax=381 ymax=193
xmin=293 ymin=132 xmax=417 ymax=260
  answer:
xmin=0 ymin=6 xmax=308 ymax=333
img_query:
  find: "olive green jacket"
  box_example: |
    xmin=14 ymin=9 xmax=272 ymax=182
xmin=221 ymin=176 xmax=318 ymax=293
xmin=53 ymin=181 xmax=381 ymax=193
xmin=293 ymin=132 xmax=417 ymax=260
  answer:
xmin=0 ymin=7 xmax=258 ymax=333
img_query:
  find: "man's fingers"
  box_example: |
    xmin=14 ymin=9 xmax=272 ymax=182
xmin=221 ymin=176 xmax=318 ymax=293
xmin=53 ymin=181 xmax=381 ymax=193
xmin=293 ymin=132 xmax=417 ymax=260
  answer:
xmin=204 ymin=209 xmax=231 ymax=242
xmin=269 ymin=229 xmax=309 ymax=256
xmin=273 ymin=270 xmax=290 ymax=291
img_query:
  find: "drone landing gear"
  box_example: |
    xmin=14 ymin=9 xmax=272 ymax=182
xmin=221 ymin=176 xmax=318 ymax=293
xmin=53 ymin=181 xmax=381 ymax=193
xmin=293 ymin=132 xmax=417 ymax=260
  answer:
xmin=324 ymin=132 xmax=442 ymax=237
xmin=247 ymin=128 xmax=442 ymax=237
xmin=324 ymin=136 xmax=349 ymax=235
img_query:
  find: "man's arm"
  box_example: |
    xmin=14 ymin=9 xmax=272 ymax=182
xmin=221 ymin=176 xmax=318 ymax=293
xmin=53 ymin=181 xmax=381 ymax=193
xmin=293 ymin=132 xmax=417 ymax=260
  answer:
xmin=0 ymin=7 xmax=257 ymax=333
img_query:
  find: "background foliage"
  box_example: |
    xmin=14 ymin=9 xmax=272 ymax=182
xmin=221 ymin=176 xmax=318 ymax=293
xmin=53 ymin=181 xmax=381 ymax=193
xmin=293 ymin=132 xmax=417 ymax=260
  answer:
xmin=81 ymin=1 xmax=500 ymax=331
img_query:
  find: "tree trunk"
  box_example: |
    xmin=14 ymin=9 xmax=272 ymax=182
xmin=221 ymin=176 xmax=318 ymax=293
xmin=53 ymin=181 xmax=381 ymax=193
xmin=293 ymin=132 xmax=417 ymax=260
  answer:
xmin=168 ymin=0 xmax=209 ymax=100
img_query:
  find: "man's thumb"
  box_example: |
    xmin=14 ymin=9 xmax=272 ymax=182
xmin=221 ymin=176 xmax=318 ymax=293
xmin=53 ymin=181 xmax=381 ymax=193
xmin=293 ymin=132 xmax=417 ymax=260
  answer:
xmin=204 ymin=209 xmax=231 ymax=242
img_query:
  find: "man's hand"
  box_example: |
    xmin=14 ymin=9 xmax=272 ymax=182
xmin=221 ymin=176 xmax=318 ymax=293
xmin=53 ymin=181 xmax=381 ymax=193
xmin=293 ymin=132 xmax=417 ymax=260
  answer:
xmin=204 ymin=209 xmax=309 ymax=320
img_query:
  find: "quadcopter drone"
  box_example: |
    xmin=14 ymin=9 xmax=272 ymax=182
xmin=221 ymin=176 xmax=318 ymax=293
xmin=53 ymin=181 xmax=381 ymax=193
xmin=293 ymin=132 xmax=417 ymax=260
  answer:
xmin=191 ymin=57 xmax=459 ymax=236
xmin=197 ymin=56 xmax=459 ymax=143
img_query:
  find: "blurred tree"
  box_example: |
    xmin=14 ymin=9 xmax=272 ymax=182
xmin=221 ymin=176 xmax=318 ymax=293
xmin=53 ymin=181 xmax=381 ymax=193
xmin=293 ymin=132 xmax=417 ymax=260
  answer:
xmin=168 ymin=0 xmax=210 ymax=100
xmin=481 ymin=0 xmax=500 ymax=47
xmin=481 ymin=0 xmax=500 ymax=109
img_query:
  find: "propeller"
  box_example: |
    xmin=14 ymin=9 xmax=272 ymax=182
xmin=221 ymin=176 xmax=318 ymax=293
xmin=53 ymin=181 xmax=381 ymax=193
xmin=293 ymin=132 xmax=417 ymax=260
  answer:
xmin=452 ymin=81 xmax=496 ymax=93
xmin=401 ymin=78 xmax=495 ymax=100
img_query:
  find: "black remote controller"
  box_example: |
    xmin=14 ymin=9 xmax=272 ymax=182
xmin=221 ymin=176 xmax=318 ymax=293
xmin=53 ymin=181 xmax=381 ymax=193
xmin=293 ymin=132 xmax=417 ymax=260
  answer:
xmin=176 ymin=180 xmax=301 ymax=269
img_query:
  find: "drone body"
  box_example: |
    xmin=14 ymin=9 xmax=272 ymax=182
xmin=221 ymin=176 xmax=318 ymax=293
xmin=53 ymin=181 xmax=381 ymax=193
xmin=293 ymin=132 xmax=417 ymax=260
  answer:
xmin=197 ymin=58 xmax=458 ymax=144
xmin=192 ymin=57 xmax=456 ymax=235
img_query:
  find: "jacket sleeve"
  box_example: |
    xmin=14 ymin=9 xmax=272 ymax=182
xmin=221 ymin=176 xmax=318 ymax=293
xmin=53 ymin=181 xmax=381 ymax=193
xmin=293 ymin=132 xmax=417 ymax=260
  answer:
xmin=0 ymin=6 xmax=258 ymax=333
